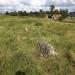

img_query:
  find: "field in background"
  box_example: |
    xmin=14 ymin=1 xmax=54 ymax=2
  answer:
xmin=63 ymin=17 xmax=75 ymax=23
xmin=0 ymin=16 xmax=75 ymax=75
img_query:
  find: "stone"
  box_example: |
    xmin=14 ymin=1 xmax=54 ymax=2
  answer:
xmin=37 ymin=41 xmax=57 ymax=57
xmin=24 ymin=27 xmax=28 ymax=32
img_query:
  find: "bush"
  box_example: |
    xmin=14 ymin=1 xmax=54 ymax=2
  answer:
xmin=15 ymin=71 xmax=25 ymax=75
xmin=35 ymin=22 xmax=42 ymax=26
xmin=10 ymin=11 xmax=17 ymax=16
xmin=58 ymin=16 xmax=63 ymax=21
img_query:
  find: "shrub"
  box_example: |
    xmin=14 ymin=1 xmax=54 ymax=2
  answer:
xmin=15 ymin=70 xmax=25 ymax=75
xmin=35 ymin=22 xmax=42 ymax=26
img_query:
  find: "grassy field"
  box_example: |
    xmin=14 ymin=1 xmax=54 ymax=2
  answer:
xmin=63 ymin=17 xmax=75 ymax=23
xmin=0 ymin=16 xmax=75 ymax=75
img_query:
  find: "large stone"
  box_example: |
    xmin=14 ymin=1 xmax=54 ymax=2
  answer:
xmin=37 ymin=41 xmax=57 ymax=57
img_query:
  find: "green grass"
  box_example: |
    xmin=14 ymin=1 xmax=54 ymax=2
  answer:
xmin=0 ymin=16 xmax=75 ymax=75
xmin=63 ymin=18 xmax=75 ymax=23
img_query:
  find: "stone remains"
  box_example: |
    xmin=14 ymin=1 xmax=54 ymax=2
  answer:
xmin=37 ymin=41 xmax=57 ymax=57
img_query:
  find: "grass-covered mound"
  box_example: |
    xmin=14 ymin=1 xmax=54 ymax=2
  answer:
xmin=0 ymin=16 xmax=75 ymax=75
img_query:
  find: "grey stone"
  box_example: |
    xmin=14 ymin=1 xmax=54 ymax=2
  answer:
xmin=37 ymin=41 xmax=57 ymax=57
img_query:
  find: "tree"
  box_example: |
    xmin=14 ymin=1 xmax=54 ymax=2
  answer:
xmin=18 ymin=11 xmax=23 ymax=16
xmin=60 ymin=9 xmax=68 ymax=18
xmin=23 ymin=11 xmax=28 ymax=16
xmin=10 ymin=11 xmax=17 ymax=16
xmin=5 ymin=11 xmax=9 ymax=15
xmin=39 ymin=9 xmax=43 ymax=13
xmin=50 ymin=5 xmax=55 ymax=13
xmin=49 ymin=5 xmax=55 ymax=18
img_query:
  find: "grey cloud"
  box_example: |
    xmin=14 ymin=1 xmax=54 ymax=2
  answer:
xmin=0 ymin=0 xmax=75 ymax=12
xmin=44 ymin=0 xmax=74 ymax=6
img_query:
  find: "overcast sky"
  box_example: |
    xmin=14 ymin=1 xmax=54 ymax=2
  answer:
xmin=0 ymin=0 xmax=75 ymax=12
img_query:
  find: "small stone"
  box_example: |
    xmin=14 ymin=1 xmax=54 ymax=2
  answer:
xmin=24 ymin=27 xmax=28 ymax=32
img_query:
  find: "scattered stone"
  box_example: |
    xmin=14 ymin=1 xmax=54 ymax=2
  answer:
xmin=37 ymin=41 xmax=57 ymax=57
xmin=24 ymin=27 xmax=28 ymax=32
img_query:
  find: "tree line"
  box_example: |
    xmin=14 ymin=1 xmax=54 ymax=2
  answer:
xmin=5 ymin=5 xmax=68 ymax=19
xmin=5 ymin=10 xmax=49 ymax=18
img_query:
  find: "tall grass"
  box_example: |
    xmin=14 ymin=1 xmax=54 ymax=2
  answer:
xmin=0 ymin=16 xmax=75 ymax=75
